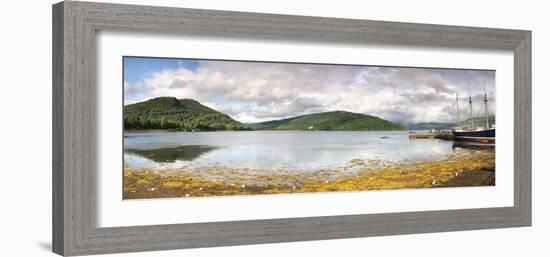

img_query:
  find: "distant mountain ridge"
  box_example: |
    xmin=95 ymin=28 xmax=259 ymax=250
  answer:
xmin=247 ymin=111 xmax=405 ymax=131
xmin=407 ymin=116 xmax=496 ymax=130
xmin=124 ymin=97 xmax=246 ymax=131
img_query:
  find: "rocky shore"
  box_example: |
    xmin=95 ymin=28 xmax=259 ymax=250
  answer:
xmin=123 ymin=150 xmax=495 ymax=199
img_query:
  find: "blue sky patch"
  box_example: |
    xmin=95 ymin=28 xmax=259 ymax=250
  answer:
xmin=124 ymin=57 xmax=199 ymax=84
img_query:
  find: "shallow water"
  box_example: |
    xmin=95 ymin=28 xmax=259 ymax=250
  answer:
xmin=124 ymin=130 xmax=473 ymax=172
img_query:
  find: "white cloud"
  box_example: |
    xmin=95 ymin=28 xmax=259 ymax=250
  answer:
xmin=124 ymin=60 xmax=495 ymax=124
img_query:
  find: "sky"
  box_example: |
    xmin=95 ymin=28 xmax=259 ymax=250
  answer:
xmin=123 ymin=57 xmax=495 ymax=125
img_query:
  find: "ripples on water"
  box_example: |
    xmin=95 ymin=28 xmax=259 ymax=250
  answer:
xmin=123 ymin=131 xmax=485 ymax=174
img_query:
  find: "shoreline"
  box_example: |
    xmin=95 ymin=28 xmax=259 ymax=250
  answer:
xmin=123 ymin=129 xmax=409 ymax=133
xmin=123 ymin=150 xmax=495 ymax=199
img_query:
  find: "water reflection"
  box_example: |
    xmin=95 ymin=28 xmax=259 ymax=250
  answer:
xmin=123 ymin=131 xmax=476 ymax=172
xmin=124 ymin=145 xmax=219 ymax=163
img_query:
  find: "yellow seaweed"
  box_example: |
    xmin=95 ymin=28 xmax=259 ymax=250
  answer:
xmin=123 ymin=151 xmax=495 ymax=199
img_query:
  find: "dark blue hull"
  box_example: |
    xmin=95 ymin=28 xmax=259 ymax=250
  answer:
xmin=452 ymin=128 xmax=495 ymax=138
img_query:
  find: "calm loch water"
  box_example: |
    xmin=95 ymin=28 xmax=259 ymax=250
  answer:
xmin=124 ymin=131 xmax=469 ymax=172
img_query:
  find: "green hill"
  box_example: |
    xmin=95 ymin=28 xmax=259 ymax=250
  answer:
xmin=124 ymin=97 xmax=246 ymax=131
xmin=247 ymin=111 xmax=404 ymax=131
xmin=245 ymin=117 xmax=296 ymax=130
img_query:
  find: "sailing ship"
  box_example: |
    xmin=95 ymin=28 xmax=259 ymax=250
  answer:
xmin=452 ymin=82 xmax=495 ymax=142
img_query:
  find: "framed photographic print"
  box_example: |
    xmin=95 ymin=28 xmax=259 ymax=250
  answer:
xmin=52 ymin=1 xmax=531 ymax=256
xmin=122 ymin=57 xmax=497 ymax=199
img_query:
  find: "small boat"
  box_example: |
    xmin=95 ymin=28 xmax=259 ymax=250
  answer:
xmin=451 ymin=82 xmax=495 ymax=143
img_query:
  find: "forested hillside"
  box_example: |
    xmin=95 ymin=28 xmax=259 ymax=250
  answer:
xmin=124 ymin=97 xmax=246 ymax=131
xmin=248 ymin=111 xmax=404 ymax=131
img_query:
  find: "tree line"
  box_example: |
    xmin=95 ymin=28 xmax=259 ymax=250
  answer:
xmin=124 ymin=114 xmax=249 ymax=131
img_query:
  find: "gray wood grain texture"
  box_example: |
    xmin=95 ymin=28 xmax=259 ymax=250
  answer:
xmin=52 ymin=1 xmax=532 ymax=256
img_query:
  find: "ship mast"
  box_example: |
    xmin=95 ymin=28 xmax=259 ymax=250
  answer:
xmin=456 ymin=93 xmax=461 ymax=129
xmin=469 ymin=83 xmax=474 ymax=130
xmin=484 ymin=80 xmax=489 ymax=129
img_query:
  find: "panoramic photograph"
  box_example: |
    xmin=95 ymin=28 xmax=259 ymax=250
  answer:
xmin=122 ymin=56 xmax=496 ymax=199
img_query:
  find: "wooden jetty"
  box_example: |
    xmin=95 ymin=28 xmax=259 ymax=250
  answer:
xmin=409 ymin=130 xmax=494 ymax=144
xmin=408 ymin=132 xmax=436 ymax=139
xmin=408 ymin=130 xmax=454 ymax=140
xmin=408 ymin=131 xmax=455 ymax=139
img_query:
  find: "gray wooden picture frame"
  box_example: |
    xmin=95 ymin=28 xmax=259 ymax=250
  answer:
xmin=52 ymin=1 xmax=531 ymax=256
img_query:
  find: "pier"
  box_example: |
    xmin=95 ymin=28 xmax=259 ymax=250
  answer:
xmin=408 ymin=132 xmax=436 ymax=139
xmin=408 ymin=131 xmax=495 ymax=144
xmin=408 ymin=130 xmax=455 ymax=140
